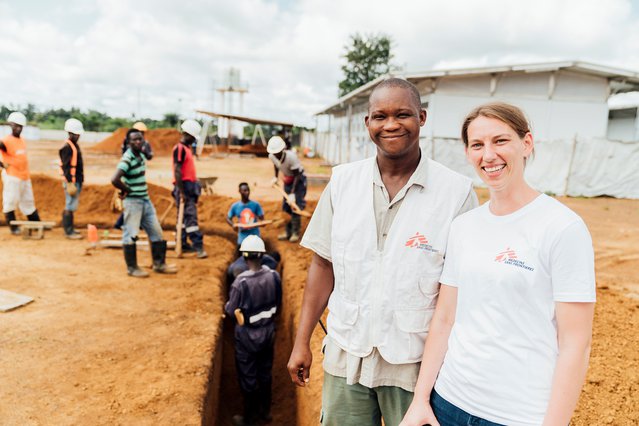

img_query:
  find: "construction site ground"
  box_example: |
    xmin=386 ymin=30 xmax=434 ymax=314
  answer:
xmin=0 ymin=139 xmax=637 ymax=425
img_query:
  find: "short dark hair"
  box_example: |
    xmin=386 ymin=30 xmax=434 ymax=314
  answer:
xmin=126 ymin=128 xmax=142 ymax=140
xmin=369 ymin=78 xmax=422 ymax=111
xmin=238 ymin=182 xmax=249 ymax=189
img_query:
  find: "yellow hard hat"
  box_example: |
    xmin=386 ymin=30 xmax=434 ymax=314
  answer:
xmin=132 ymin=121 xmax=148 ymax=132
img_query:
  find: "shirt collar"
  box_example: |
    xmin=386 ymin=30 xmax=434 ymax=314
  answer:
xmin=372 ymin=149 xmax=429 ymax=189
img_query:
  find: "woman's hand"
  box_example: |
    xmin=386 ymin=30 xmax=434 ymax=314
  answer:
xmin=399 ymin=400 xmax=440 ymax=426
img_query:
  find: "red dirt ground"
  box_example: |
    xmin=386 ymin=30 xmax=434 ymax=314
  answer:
xmin=0 ymin=138 xmax=637 ymax=425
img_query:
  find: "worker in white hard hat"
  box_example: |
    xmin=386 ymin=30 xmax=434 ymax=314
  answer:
xmin=224 ymin=235 xmax=282 ymax=426
xmin=267 ymin=135 xmax=307 ymax=243
xmin=172 ymin=119 xmax=207 ymax=258
xmin=58 ymin=118 xmax=85 ymax=239
xmin=121 ymin=121 xmax=153 ymax=160
xmin=1 ymin=111 xmax=42 ymax=234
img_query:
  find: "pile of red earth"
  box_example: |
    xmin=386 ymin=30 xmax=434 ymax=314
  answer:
xmin=228 ymin=143 xmax=268 ymax=157
xmin=93 ymin=128 xmax=181 ymax=156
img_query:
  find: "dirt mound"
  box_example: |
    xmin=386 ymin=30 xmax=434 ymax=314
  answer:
xmin=93 ymin=128 xmax=181 ymax=156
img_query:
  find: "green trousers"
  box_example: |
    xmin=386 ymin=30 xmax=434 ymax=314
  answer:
xmin=321 ymin=372 xmax=414 ymax=426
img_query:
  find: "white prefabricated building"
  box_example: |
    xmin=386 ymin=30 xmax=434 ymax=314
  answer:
xmin=308 ymin=61 xmax=639 ymax=198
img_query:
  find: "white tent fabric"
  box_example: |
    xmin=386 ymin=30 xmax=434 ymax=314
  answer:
xmin=305 ymin=132 xmax=639 ymax=199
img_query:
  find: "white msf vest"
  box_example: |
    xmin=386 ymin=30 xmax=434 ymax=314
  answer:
xmin=327 ymin=157 xmax=472 ymax=364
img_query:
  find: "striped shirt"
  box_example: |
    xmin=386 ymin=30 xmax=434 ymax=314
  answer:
xmin=117 ymin=149 xmax=149 ymax=199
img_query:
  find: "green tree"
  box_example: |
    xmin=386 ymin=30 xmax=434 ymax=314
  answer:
xmin=338 ymin=33 xmax=394 ymax=97
xmin=162 ymin=113 xmax=180 ymax=128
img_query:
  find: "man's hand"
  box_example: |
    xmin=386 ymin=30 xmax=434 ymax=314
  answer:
xmin=118 ymin=189 xmax=129 ymax=200
xmin=287 ymin=193 xmax=296 ymax=205
xmin=287 ymin=342 xmax=313 ymax=387
xmin=66 ymin=183 xmax=78 ymax=197
xmin=270 ymin=176 xmax=278 ymax=186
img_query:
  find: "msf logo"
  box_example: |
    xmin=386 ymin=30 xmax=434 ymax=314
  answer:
xmin=494 ymin=248 xmax=517 ymax=262
xmin=495 ymin=247 xmax=535 ymax=271
xmin=405 ymin=232 xmax=437 ymax=253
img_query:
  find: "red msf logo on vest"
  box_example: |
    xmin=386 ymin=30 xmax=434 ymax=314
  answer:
xmin=495 ymin=247 xmax=535 ymax=271
xmin=405 ymin=232 xmax=438 ymax=253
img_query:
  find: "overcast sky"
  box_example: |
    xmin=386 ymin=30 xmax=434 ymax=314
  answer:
xmin=1 ymin=0 xmax=639 ymax=127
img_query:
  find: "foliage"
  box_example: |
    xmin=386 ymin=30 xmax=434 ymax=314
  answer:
xmin=338 ymin=33 xmax=394 ymax=97
xmin=1 ymin=104 xmax=183 ymax=132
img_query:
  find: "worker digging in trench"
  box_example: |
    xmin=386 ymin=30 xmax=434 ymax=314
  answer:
xmin=224 ymin=235 xmax=282 ymax=426
xmin=267 ymin=135 xmax=307 ymax=243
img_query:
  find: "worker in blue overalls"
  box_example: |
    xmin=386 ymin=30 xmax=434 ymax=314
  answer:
xmin=225 ymin=235 xmax=282 ymax=426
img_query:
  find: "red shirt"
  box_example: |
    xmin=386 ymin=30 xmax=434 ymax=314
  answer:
xmin=172 ymin=143 xmax=197 ymax=182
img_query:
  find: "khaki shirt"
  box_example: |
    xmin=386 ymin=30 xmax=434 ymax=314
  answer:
xmin=301 ymin=152 xmax=478 ymax=392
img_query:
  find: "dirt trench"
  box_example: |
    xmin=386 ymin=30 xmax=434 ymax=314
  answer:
xmin=213 ymin=238 xmax=297 ymax=425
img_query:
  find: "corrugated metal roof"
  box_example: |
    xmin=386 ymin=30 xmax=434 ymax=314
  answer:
xmin=316 ymin=60 xmax=639 ymax=115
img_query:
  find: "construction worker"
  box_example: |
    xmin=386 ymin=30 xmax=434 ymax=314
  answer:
xmin=111 ymin=128 xmax=176 ymax=278
xmin=173 ymin=119 xmax=207 ymax=259
xmin=287 ymin=78 xmax=478 ymax=425
xmin=267 ymin=135 xmax=307 ymax=243
xmin=226 ymin=250 xmax=280 ymax=283
xmin=121 ymin=121 xmax=153 ymax=159
xmin=226 ymin=182 xmax=265 ymax=247
xmin=1 ymin=111 xmax=41 ymax=235
xmin=225 ymin=235 xmax=282 ymax=426
xmin=59 ymin=118 xmax=85 ymax=239
xmin=114 ymin=122 xmax=153 ymax=230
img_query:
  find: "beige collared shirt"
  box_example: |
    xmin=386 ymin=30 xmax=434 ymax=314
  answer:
xmin=301 ymin=152 xmax=478 ymax=392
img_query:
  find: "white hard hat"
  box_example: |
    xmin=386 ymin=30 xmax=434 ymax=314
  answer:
xmin=64 ymin=118 xmax=84 ymax=135
xmin=132 ymin=121 xmax=148 ymax=132
xmin=267 ymin=136 xmax=286 ymax=154
xmin=239 ymin=235 xmax=266 ymax=253
xmin=7 ymin=111 xmax=27 ymax=126
xmin=181 ymin=119 xmax=202 ymax=140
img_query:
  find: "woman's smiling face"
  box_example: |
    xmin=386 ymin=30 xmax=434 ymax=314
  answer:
xmin=465 ymin=115 xmax=534 ymax=193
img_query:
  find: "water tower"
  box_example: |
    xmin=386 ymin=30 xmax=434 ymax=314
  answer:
xmin=216 ymin=67 xmax=248 ymax=142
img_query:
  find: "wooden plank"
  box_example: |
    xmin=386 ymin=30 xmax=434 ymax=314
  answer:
xmin=234 ymin=220 xmax=273 ymax=230
xmin=99 ymin=240 xmax=176 ymax=249
xmin=10 ymin=220 xmax=55 ymax=229
xmin=0 ymin=289 xmax=34 ymax=312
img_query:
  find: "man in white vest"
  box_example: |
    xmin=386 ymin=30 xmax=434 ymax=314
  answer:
xmin=287 ymin=78 xmax=478 ymax=425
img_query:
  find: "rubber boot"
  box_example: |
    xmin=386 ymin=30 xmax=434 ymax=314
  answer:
xmin=123 ymin=243 xmax=149 ymax=278
xmin=258 ymin=385 xmax=273 ymax=423
xmin=289 ymin=214 xmax=301 ymax=243
xmin=232 ymin=391 xmax=259 ymax=426
xmin=26 ymin=210 xmax=41 ymax=222
xmin=4 ymin=211 xmax=20 ymax=235
xmin=278 ymin=220 xmax=292 ymax=241
xmin=196 ymin=246 xmax=208 ymax=259
xmin=151 ymin=240 xmax=177 ymax=274
xmin=63 ymin=212 xmax=82 ymax=239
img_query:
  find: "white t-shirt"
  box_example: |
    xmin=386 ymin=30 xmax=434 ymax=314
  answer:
xmin=434 ymin=194 xmax=595 ymax=426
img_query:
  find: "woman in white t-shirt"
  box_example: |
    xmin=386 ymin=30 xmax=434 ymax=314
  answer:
xmin=400 ymin=102 xmax=596 ymax=426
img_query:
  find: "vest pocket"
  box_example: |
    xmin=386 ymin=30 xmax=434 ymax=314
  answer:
xmin=327 ymin=293 xmax=359 ymax=342
xmin=394 ymin=308 xmax=434 ymax=333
